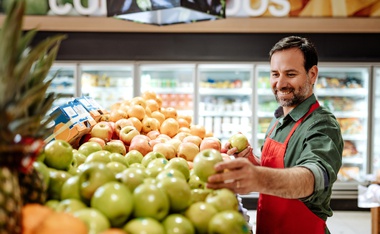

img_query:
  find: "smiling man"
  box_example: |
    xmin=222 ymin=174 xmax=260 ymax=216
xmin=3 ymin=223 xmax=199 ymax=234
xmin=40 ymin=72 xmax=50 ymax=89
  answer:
xmin=207 ymin=36 xmax=343 ymax=234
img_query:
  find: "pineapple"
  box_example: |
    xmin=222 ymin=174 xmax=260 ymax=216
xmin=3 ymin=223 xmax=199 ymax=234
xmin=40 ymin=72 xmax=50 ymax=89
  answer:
xmin=0 ymin=0 xmax=65 ymax=233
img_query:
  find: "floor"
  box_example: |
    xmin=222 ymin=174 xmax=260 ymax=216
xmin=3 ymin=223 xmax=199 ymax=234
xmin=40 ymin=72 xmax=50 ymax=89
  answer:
xmin=246 ymin=210 xmax=371 ymax=234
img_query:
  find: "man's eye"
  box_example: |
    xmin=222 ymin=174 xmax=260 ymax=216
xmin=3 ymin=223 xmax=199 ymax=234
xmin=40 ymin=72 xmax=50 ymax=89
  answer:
xmin=288 ymin=73 xmax=296 ymax=77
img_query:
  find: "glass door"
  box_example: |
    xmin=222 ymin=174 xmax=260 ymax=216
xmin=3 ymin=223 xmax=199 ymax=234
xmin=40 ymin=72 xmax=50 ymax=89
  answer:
xmin=139 ymin=63 xmax=195 ymax=118
xmin=79 ymin=63 xmax=134 ymax=110
xmin=315 ymin=64 xmax=370 ymax=185
xmin=372 ymin=67 xmax=380 ymax=179
xmin=47 ymin=63 xmax=77 ymax=109
xmin=198 ymin=63 xmax=254 ymax=145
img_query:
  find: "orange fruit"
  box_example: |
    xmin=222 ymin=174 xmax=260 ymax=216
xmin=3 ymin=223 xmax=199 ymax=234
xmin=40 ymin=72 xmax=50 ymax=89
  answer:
xmin=127 ymin=104 xmax=146 ymax=121
xmin=151 ymin=111 xmax=165 ymax=126
xmin=109 ymin=109 xmax=128 ymax=122
xmin=163 ymin=107 xmax=177 ymax=119
xmin=190 ymin=124 xmax=206 ymax=139
xmin=100 ymin=228 xmax=127 ymax=234
xmin=110 ymin=102 xmax=122 ymax=112
xmin=145 ymin=99 xmax=160 ymax=112
xmin=142 ymin=90 xmax=157 ymax=100
xmin=22 ymin=203 xmax=54 ymax=234
xmin=160 ymin=118 xmax=179 ymax=138
xmin=128 ymin=116 xmax=143 ymax=132
xmin=130 ymin=96 xmax=147 ymax=109
xmin=178 ymin=114 xmax=192 ymax=125
xmin=155 ymin=96 xmax=163 ymax=108
xmin=141 ymin=117 xmax=159 ymax=134
xmin=145 ymin=106 xmax=152 ymax=117
xmin=33 ymin=212 xmax=87 ymax=234
xmin=178 ymin=127 xmax=191 ymax=133
xmin=177 ymin=117 xmax=190 ymax=128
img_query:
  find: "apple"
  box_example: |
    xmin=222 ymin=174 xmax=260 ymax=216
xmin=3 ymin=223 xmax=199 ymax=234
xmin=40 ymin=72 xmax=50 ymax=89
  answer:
xmin=166 ymin=138 xmax=182 ymax=152
xmin=125 ymin=149 xmax=144 ymax=166
xmin=91 ymin=121 xmax=114 ymax=142
xmin=141 ymin=151 xmax=165 ymax=168
xmin=45 ymin=199 xmax=60 ymax=210
xmin=164 ymin=157 xmax=190 ymax=181
xmin=72 ymin=150 xmax=87 ymax=166
xmin=184 ymin=201 xmax=218 ymax=234
xmin=91 ymin=181 xmax=134 ymax=227
xmin=123 ymin=217 xmax=165 ymax=234
xmin=33 ymin=161 xmax=50 ymax=189
xmin=128 ymin=163 xmax=145 ymax=169
xmin=156 ymin=168 xmax=186 ymax=181
xmin=129 ymin=136 xmax=153 ymax=156
xmin=208 ymin=210 xmax=250 ymax=234
xmin=55 ymin=198 xmax=87 ymax=214
xmin=182 ymin=135 xmax=202 ymax=147
xmin=88 ymin=137 xmax=106 ymax=148
xmin=188 ymin=173 xmax=206 ymax=189
xmin=153 ymin=142 xmax=176 ymax=160
xmin=60 ymin=175 xmax=82 ymax=200
xmin=141 ymin=117 xmax=159 ymax=134
xmin=85 ymin=150 xmax=111 ymax=164
xmin=119 ymin=126 xmax=140 ymax=145
xmin=78 ymin=141 xmax=103 ymax=156
xmin=106 ymin=161 xmax=128 ymax=175
xmin=78 ymin=162 xmax=117 ymax=204
xmin=199 ymin=137 xmax=222 ymax=151
xmin=145 ymin=158 xmax=169 ymax=178
xmin=73 ymin=208 xmax=110 ymax=234
xmin=47 ymin=169 xmax=72 ymax=200
xmin=146 ymin=130 xmax=160 ymax=140
xmin=103 ymin=140 xmax=127 ymax=155
xmin=192 ymin=149 xmax=223 ymax=182
xmin=162 ymin=214 xmax=195 ymax=234
xmin=228 ymin=133 xmax=249 ymax=153
xmin=190 ymin=188 xmax=213 ymax=204
xmin=109 ymin=152 xmax=129 ymax=167
xmin=205 ymin=188 xmax=239 ymax=212
xmin=173 ymin=131 xmax=191 ymax=141
xmin=44 ymin=139 xmax=73 ymax=170
xmin=177 ymin=142 xmax=200 ymax=162
xmin=132 ymin=183 xmax=170 ymax=221
xmin=116 ymin=167 xmax=147 ymax=192
xmin=156 ymin=176 xmax=192 ymax=212
xmin=114 ymin=118 xmax=134 ymax=137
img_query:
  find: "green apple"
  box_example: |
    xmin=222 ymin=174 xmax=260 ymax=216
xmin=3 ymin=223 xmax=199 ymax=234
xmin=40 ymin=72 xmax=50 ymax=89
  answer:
xmin=119 ymin=126 xmax=140 ymax=145
xmin=129 ymin=163 xmax=145 ymax=169
xmin=145 ymin=158 xmax=168 ymax=178
xmin=56 ymin=198 xmax=87 ymax=214
xmin=67 ymin=163 xmax=81 ymax=175
xmin=162 ymin=214 xmax=195 ymax=234
xmin=123 ymin=217 xmax=165 ymax=234
xmin=45 ymin=199 xmax=60 ymax=210
xmin=47 ymin=169 xmax=72 ymax=200
xmin=33 ymin=161 xmax=50 ymax=189
xmin=208 ymin=210 xmax=250 ymax=234
xmin=228 ymin=133 xmax=249 ymax=153
xmin=73 ymin=208 xmax=110 ymax=234
xmin=190 ymin=188 xmax=213 ymax=204
xmin=157 ymin=176 xmax=192 ymax=213
xmin=109 ymin=152 xmax=129 ymax=167
xmin=78 ymin=141 xmax=103 ymax=156
xmin=60 ymin=175 xmax=82 ymax=200
xmin=91 ymin=181 xmax=133 ymax=227
xmin=106 ymin=161 xmax=128 ymax=175
xmin=164 ymin=157 xmax=190 ymax=181
xmin=192 ymin=149 xmax=223 ymax=182
xmin=44 ymin=139 xmax=73 ymax=170
xmin=72 ymin=149 xmax=87 ymax=166
xmin=184 ymin=201 xmax=218 ymax=234
xmin=116 ymin=167 xmax=147 ymax=192
xmin=156 ymin=168 xmax=186 ymax=181
xmin=125 ymin=149 xmax=144 ymax=166
xmin=141 ymin=151 xmax=165 ymax=168
xmin=132 ymin=183 xmax=169 ymax=221
xmin=78 ymin=162 xmax=116 ymax=204
xmin=205 ymin=188 xmax=239 ymax=212
xmin=188 ymin=173 xmax=206 ymax=189
xmin=104 ymin=140 xmax=127 ymax=155
xmin=85 ymin=150 xmax=111 ymax=164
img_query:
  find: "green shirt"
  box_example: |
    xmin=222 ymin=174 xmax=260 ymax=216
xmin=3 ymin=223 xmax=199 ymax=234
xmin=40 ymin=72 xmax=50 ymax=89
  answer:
xmin=262 ymin=94 xmax=343 ymax=221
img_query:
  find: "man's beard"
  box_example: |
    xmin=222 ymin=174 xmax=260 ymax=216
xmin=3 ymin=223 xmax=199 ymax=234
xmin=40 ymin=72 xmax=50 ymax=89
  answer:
xmin=274 ymin=79 xmax=313 ymax=107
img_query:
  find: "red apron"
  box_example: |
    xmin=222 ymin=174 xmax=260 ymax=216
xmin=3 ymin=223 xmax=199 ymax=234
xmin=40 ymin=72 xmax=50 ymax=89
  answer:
xmin=256 ymin=102 xmax=326 ymax=234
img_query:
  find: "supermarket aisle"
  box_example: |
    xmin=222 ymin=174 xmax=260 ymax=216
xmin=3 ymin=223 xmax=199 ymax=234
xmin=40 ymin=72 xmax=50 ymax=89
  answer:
xmin=247 ymin=210 xmax=371 ymax=234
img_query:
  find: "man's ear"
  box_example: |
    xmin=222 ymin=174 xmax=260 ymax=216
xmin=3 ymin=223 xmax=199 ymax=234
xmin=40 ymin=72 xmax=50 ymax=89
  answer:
xmin=308 ymin=65 xmax=318 ymax=84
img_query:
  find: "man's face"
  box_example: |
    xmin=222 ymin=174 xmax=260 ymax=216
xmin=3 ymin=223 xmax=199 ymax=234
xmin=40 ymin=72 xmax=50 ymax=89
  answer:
xmin=270 ymin=48 xmax=317 ymax=109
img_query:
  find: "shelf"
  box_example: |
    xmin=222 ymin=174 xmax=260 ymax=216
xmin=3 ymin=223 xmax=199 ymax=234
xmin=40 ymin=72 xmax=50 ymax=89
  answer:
xmin=199 ymin=111 xmax=252 ymax=117
xmin=199 ymin=88 xmax=251 ymax=95
xmin=141 ymin=87 xmax=193 ymax=94
xmin=316 ymin=88 xmax=368 ymax=96
xmin=1 ymin=16 xmax=380 ymax=33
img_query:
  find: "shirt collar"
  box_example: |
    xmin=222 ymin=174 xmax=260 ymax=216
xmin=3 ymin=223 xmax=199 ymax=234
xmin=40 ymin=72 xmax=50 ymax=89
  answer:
xmin=274 ymin=94 xmax=317 ymax=122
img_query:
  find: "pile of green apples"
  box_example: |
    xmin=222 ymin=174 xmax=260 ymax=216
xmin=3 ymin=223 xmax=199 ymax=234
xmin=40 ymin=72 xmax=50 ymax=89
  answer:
xmin=33 ymin=139 xmax=251 ymax=234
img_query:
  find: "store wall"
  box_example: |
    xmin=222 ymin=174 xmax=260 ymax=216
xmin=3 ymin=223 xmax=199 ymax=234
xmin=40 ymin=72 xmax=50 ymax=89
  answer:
xmin=33 ymin=32 xmax=380 ymax=62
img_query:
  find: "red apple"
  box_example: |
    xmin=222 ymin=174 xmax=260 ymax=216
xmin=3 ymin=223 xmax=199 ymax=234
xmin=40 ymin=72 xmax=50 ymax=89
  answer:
xmin=199 ymin=137 xmax=221 ymax=151
xmin=129 ymin=137 xmax=152 ymax=156
xmin=91 ymin=121 xmax=114 ymax=142
xmin=88 ymin=137 xmax=106 ymax=148
xmin=177 ymin=142 xmax=200 ymax=162
xmin=146 ymin=130 xmax=160 ymax=140
xmin=114 ymin=118 xmax=134 ymax=137
xmin=119 ymin=126 xmax=140 ymax=145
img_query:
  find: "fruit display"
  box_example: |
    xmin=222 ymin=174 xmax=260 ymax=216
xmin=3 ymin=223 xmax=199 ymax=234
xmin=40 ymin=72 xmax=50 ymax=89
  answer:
xmin=24 ymin=90 xmax=251 ymax=233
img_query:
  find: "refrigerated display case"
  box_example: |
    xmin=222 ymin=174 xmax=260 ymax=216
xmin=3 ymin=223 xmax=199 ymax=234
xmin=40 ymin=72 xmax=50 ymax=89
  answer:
xmin=47 ymin=63 xmax=78 ymax=109
xmin=80 ymin=63 xmax=134 ymax=110
xmin=197 ymin=64 xmax=254 ymax=145
xmin=372 ymin=67 xmax=380 ymax=179
xmin=138 ymin=63 xmax=195 ymax=117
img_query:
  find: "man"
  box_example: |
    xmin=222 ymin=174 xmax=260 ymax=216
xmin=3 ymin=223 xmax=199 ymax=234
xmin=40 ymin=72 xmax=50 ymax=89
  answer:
xmin=207 ymin=36 xmax=343 ymax=234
